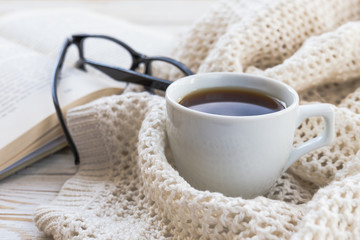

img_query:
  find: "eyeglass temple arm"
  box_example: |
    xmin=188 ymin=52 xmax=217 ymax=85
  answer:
xmin=52 ymin=38 xmax=80 ymax=165
xmin=83 ymin=60 xmax=173 ymax=91
xmin=145 ymin=56 xmax=194 ymax=76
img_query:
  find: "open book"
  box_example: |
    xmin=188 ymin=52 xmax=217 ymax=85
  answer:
xmin=0 ymin=9 xmax=175 ymax=180
xmin=0 ymin=38 xmax=127 ymax=179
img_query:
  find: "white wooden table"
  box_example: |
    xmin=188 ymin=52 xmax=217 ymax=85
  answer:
xmin=0 ymin=1 xmax=214 ymax=238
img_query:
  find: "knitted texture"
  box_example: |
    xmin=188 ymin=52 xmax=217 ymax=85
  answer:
xmin=33 ymin=0 xmax=360 ymax=239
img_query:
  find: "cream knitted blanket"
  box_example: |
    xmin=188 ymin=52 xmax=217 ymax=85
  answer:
xmin=31 ymin=0 xmax=360 ymax=239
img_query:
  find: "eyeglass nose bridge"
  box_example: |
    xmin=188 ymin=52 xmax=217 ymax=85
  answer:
xmin=130 ymin=53 xmax=148 ymax=71
xmin=71 ymin=34 xmax=87 ymax=43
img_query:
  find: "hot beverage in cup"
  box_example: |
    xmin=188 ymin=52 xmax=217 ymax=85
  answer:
xmin=178 ymin=87 xmax=285 ymax=116
xmin=165 ymin=73 xmax=334 ymax=198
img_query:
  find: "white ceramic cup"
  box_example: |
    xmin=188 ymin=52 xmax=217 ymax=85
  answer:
xmin=165 ymin=72 xmax=335 ymax=198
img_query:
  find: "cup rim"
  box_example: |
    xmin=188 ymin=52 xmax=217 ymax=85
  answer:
xmin=165 ymin=72 xmax=299 ymax=121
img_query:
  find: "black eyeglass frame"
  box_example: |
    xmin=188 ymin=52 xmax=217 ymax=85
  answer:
xmin=52 ymin=34 xmax=193 ymax=165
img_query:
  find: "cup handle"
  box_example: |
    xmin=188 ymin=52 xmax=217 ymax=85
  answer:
xmin=283 ymin=104 xmax=335 ymax=171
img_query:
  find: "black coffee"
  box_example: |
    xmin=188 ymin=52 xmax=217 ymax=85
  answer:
xmin=179 ymin=87 xmax=285 ymax=116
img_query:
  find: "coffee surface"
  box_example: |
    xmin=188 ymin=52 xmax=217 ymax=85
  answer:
xmin=179 ymin=87 xmax=285 ymax=116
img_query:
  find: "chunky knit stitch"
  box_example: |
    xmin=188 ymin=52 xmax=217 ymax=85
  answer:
xmin=33 ymin=0 xmax=360 ymax=239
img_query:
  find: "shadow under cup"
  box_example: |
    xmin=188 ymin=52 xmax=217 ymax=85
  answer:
xmin=165 ymin=73 xmax=299 ymax=198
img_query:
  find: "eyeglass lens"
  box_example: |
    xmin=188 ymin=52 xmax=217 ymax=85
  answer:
xmin=81 ymin=37 xmax=187 ymax=81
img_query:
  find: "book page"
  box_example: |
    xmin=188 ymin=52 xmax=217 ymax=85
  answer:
xmin=0 ymin=9 xmax=174 ymax=62
xmin=0 ymin=37 xmax=125 ymax=152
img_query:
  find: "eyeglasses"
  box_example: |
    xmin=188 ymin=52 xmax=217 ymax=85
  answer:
xmin=52 ymin=34 xmax=194 ymax=164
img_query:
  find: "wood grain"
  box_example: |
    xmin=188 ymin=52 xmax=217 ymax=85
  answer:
xmin=0 ymin=149 xmax=75 ymax=239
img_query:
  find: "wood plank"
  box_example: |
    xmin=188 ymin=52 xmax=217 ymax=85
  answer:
xmin=0 ymin=175 xmax=72 ymax=239
xmin=0 ymin=223 xmax=49 ymax=239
